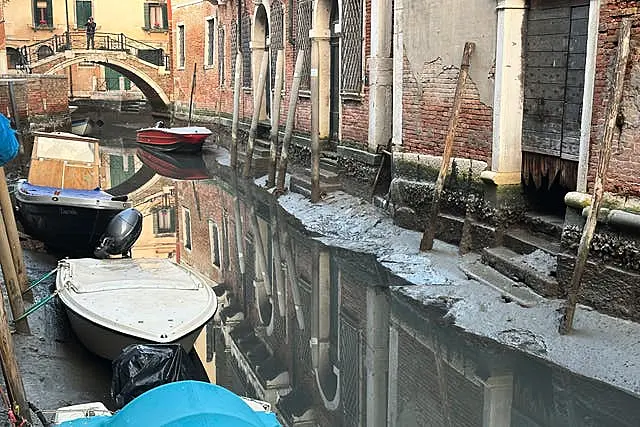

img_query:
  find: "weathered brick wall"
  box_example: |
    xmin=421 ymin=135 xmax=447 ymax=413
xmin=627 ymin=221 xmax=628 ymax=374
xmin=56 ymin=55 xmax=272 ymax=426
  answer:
xmin=587 ymin=1 xmax=640 ymax=196
xmin=172 ymin=0 xmax=370 ymax=149
xmin=26 ymin=75 xmax=69 ymax=116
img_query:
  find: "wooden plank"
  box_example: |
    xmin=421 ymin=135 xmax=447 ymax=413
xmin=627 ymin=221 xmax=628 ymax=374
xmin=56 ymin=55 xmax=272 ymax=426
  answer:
xmin=527 ymin=19 xmax=571 ymax=36
xmin=565 ymin=86 xmax=585 ymax=104
xmin=531 ymin=0 xmax=588 ymax=8
xmin=568 ymin=53 xmax=587 ymax=70
xmin=524 ymin=99 xmax=564 ymax=117
xmin=525 ymin=67 xmax=566 ymax=84
xmin=523 ymin=115 xmax=563 ymax=134
xmin=527 ymin=35 xmax=569 ymax=52
xmin=525 ymin=83 xmax=567 ymax=101
xmin=63 ymin=164 xmax=100 ymax=190
xmin=563 ymin=103 xmax=583 ymax=122
xmin=571 ymin=5 xmax=590 ymax=19
xmin=569 ymin=36 xmax=588 ymax=54
xmin=27 ymin=159 xmax=64 ymax=187
xmin=567 ymin=69 xmax=586 ymax=86
xmin=526 ymin=51 xmax=568 ymax=68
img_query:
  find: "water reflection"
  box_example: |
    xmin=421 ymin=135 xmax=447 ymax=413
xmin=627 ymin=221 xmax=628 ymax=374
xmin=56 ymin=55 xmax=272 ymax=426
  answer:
xmin=94 ymin=115 xmax=640 ymax=426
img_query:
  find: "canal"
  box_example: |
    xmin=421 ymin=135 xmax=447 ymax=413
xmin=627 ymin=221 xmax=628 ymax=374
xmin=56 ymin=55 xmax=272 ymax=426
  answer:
xmin=12 ymin=108 xmax=640 ymax=426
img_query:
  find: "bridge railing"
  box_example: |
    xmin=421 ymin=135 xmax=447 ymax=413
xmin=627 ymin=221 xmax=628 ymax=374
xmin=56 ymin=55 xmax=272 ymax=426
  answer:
xmin=19 ymin=31 xmax=170 ymax=70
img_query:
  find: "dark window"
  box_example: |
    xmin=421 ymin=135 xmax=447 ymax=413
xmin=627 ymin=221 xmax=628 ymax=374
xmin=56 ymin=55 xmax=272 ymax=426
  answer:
xmin=230 ymin=20 xmax=237 ymax=81
xmin=75 ymin=0 xmax=92 ymax=29
xmin=218 ymin=26 xmax=225 ymax=85
xmin=183 ymin=208 xmax=192 ymax=250
xmin=144 ymin=2 xmax=168 ymax=30
xmin=206 ymin=18 xmax=215 ymax=66
xmin=33 ymin=0 xmax=53 ymax=27
xmin=153 ymin=207 xmax=175 ymax=234
xmin=270 ymin=1 xmax=284 ymax=89
xmin=209 ymin=220 xmax=221 ymax=267
xmin=341 ymin=0 xmax=363 ymax=93
xmin=241 ymin=14 xmax=252 ymax=88
xmin=7 ymin=48 xmax=23 ymax=69
xmin=36 ymin=45 xmax=53 ymax=60
xmin=296 ymin=0 xmax=312 ymax=90
xmin=177 ymin=24 xmax=185 ymax=68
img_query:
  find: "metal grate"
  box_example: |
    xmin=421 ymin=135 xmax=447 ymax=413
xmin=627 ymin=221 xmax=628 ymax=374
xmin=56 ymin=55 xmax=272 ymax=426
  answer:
xmin=293 ymin=281 xmax=312 ymax=382
xmin=230 ymin=20 xmax=237 ymax=81
xmin=296 ymin=0 xmax=312 ymax=90
xmin=340 ymin=317 xmax=361 ymax=426
xmin=341 ymin=0 xmax=363 ymax=93
xmin=270 ymin=0 xmax=284 ymax=88
xmin=241 ymin=14 xmax=252 ymax=88
xmin=218 ymin=25 xmax=225 ymax=85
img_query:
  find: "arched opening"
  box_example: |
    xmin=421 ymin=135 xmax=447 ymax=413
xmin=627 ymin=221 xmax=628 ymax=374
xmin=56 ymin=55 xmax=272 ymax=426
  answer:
xmin=45 ymin=57 xmax=170 ymax=113
xmin=253 ymin=4 xmax=270 ymax=120
xmin=7 ymin=47 xmax=24 ymax=70
xmin=37 ymin=45 xmax=54 ymax=60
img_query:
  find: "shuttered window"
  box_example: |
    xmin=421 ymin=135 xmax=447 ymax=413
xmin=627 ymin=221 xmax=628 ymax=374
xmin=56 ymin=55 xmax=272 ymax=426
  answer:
xmin=144 ymin=2 xmax=168 ymax=30
xmin=230 ymin=20 xmax=237 ymax=82
xmin=341 ymin=0 xmax=363 ymax=93
xmin=33 ymin=0 xmax=53 ymax=27
xmin=218 ymin=26 xmax=225 ymax=85
xmin=153 ymin=207 xmax=176 ymax=235
xmin=296 ymin=0 xmax=312 ymax=90
xmin=208 ymin=220 xmax=221 ymax=268
xmin=75 ymin=1 xmax=92 ymax=29
xmin=241 ymin=14 xmax=252 ymax=88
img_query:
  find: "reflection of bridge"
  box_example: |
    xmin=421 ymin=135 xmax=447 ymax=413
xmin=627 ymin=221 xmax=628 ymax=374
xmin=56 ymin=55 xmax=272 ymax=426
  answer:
xmin=18 ymin=32 xmax=172 ymax=111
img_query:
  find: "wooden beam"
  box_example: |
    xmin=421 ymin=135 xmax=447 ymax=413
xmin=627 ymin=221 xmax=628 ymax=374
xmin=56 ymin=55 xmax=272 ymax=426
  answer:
xmin=0 ymin=169 xmax=27 ymax=293
xmin=267 ymin=50 xmax=284 ymax=188
xmin=0 ymin=208 xmax=29 ymax=334
xmin=243 ymin=51 xmax=269 ymax=178
xmin=230 ymin=52 xmax=242 ymax=170
xmin=559 ymin=18 xmax=632 ymax=334
xmin=420 ymin=42 xmax=475 ymax=251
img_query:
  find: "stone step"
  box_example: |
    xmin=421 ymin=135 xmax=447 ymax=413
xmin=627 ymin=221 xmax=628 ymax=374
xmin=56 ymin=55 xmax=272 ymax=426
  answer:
xmin=523 ymin=212 xmax=564 ymax=240
xmin=320 ymin=157 xmax=339 ymax=174
xmin=290 ymin=174 xmax=341 ymax=198
xmin=503 ymin=227 xmax=561 ymax=257
xmin=304 ymin=167 xmax=339 ymax=184
xmin=255 ymin=138 xmax=272 ymax=150
xmin=482 ymin=246 xmax=559 ymax=297
xmin=460 ymin=254 xmax=543 ymax=307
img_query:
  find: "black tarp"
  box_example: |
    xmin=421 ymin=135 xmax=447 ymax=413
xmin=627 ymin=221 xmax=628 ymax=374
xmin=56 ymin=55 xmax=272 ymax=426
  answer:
xmin=111 ymin=344 xmax=208 ymax=409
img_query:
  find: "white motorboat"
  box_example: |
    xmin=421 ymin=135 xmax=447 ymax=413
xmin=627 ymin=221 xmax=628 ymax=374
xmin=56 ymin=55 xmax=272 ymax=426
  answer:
xmin=56 ymin=258 xmax=218 ymax=360
xmin=71 ymin=118 xmax=95 ymax=136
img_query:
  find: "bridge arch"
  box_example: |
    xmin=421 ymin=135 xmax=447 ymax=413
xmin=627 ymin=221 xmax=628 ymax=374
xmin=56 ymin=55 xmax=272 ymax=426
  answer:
xmin=43 ymin=56 xmax=171 ymax=111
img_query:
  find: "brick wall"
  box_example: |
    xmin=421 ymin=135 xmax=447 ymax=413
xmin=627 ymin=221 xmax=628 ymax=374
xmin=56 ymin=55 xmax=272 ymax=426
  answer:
xmin=172 ymin=0 xmax=370 ymax=149
xmin=587 ymin=1 xmax=640 ymax=196
xmin=26 ymin=75 xmax=69 ymax=116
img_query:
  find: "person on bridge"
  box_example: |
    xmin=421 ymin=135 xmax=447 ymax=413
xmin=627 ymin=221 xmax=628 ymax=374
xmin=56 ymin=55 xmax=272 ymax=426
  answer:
xmin=85 ymin=17 xmax=96 ymax=49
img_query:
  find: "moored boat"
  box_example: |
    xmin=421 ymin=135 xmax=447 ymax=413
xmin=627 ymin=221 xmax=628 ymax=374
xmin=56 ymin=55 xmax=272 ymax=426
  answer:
xmin=136 ymin=122 xmax=212 ymax=152
xmin=71 ymin=118 xmax=95 ymax=136
xmin=56 ymin=258 xmax=219 ymax=360
xmin=136 ymin=146 xmax=210 ymax=180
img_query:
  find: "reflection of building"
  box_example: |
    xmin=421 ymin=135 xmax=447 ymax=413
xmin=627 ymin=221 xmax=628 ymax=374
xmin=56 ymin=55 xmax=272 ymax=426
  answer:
xmin=176 ymin=165 xmax=640 ymax=426
xmin=4 ymin=0 xmax=170 ymax=101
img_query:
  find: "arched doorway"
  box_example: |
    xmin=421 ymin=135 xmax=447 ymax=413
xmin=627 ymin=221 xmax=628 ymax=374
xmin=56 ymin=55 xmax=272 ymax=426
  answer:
xmin=6 ymin=47 xmax=23 ymax=69
xmin=253 ymin=4 xmax=270 ymax=119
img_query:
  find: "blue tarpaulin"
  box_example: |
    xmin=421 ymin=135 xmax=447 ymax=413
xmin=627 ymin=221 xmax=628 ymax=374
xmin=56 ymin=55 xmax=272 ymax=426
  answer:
xmin=0 ymin=113 xmax=18 ymax=167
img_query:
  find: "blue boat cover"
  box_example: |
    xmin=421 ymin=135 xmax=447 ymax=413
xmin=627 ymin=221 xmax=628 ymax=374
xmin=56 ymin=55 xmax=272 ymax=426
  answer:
xmin=18 ymin=181 xmax=114 ymax=200
xmin=59 ymin=381 xmax=282 ymax=427
xmin=0 ymin=113 xmax=18 ymax=167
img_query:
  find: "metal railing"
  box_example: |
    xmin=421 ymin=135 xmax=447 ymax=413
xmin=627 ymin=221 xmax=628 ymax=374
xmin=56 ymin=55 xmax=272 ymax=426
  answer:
xmin=19 ymin=31 xmax=170 ymax=70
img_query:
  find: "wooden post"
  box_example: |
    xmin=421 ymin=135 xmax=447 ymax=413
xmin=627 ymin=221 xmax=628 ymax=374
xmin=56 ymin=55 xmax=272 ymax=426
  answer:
xmin=559 ymin=18 xmax=632 ymax=335
xmin=231 ymin=52 xmax=243 ymax=170
xmin=267 ymin=50 xmax=285 ymax=188
xmin=187 ymin=62 xmax=197 ymax=126
xmin=249 ymin=204 xmax=272 ymax=297
xmin=243 ymin=51 xmax=269 ymax=178
xmin=0 ymin=211 xmax=29 ymax=334
xmin=0 ymin=169 xmax=27 ymax=292
xmin=281 ymin=228 xmax=305 ymax=330
xmin=276 ymin=49 xmax=305 ymax=193
xmin=309 ymin=43 xmax=321 ymax=203
xmin=420 ymin=42 xmax=475 ymax=251
xmin=270 ymin=203 xmax=286 ymax=315
xmin=0 ymin=270 xmax=30 ymax=423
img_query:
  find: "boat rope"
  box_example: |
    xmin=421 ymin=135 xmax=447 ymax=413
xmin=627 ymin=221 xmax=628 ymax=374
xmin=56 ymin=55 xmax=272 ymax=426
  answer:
xmin=13 ymin=290 xmax=60 ymax=323
xmin=22 ymin=268 xmax=58 ymax=295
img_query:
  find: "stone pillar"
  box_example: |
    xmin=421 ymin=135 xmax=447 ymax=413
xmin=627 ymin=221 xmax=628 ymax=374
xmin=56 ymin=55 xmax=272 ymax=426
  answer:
xmin=250 ymin=41 xmax=268 ymax=120
xmin=119 ymin=76 xmax=125 ymax=91
xmin=92 ymin=75 xmax=98 ymax=91
xmin=480 ymin=0 xmax=526 ymax=187
xmin=368 ymin=0 xmax=393 ymax=152
xmin=391 ymin=0 xmax=404 ymax=149
xmin=482 ymin=375 xmax=513 ymax=427
xmin=310 ymin=28 xmax=331 ymax=139
xmin=366 ymin=286 xmax=389 ymax=427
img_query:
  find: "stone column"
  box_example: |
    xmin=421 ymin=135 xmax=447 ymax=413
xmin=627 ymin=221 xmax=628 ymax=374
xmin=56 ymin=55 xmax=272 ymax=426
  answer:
xmin=250 ymin=40 xmax=268 ymax=120
xmin=482 ymin=375 xmax=513 ymax=427
xmin=368 ymin=0 xmax=393 ymax=152
xmin=480 ymin=0 xmax=526 ymax=187
xmin=310 ymin=28 xmax=331 ymax=139
xmin=391 ymin=0 xmax=404 ymax=149
xmin=366 ymin=286 xmax=389 ymax=427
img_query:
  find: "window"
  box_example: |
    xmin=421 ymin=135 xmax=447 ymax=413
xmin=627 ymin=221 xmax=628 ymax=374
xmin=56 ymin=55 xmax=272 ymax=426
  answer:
xmin=206 ymin=18 xmax=215 ymax=66
xmin=208 ymin=220 xmax=221 ymax=268
xmin=36 ymin=45 xmax=53 ymax=60
xmin=75 ymin=0 xmax=92 ymax=29
xmin=33 ymin=0 xmax=53 ymax=28
xmin=296 ymin=0 xmax=312 ymax=90
xmin=218 ymin=26 xmax=225 ymax=85
xmin=341 ymin=0 xmax=363 ymax=93
xmin=177 ymin=24 xmax=185 ymax=69
xmin=183 ymin=208 xmax=192 ymax=251
xmin=153 ymin=207 xmax=175 ymax=235
xmin=241 ymin=14 xmax=252 ymax=87
xmin=144 ymin=2 xmax=168 ymax=30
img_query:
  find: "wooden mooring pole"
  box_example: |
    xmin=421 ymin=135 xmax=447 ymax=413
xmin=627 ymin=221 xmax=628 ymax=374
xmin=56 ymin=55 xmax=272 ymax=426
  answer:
xmin=559 ymin=18 xmax=632 ymax=335
xmin=420 ymin=42 xmax=475 ymax=251
xmin=0 ymin=169 xmax=27 ymax=292
xmin=243 ymin=51 xmax=269 ymax=178
xmin=0 ymin=209 xmax=29 ymax=335
xmin=231 ymin=52 xmax=243 ymax=170
xmin=267 ymin=50 xmax=285 ymax=188
xmin=276 ymin=49 xmax=305 ymax=194
xmin=187 ymin=63 xmax=197 ymax=127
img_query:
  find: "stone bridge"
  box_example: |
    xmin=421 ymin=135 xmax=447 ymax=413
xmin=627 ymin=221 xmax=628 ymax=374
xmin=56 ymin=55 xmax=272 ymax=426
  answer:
xmin=22 ymin=32 xmax=172 ymax=112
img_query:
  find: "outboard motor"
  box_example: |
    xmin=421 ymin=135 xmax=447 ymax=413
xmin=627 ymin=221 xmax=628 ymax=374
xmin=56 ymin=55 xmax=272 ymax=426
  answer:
xmin=94 ymin=208 xmax=143 ymax=259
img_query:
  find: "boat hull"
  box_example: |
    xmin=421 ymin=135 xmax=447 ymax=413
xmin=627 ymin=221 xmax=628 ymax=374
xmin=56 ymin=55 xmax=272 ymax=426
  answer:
xmin=136 ymin=146 xmax=209 ymax=180
xmin=64 ymin=306 xmax=204 ymax=361
xmin=136 ymin=128 xmax=211 ymax=153
xmin=71 ymin=119 xmax=94 ymax=136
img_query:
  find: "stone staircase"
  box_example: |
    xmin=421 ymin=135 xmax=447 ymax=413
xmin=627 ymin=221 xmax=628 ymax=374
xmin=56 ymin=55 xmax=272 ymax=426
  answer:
xmin=460 ymin=212 xmax=564 ymax=307
xmin=289 ymin=151 xmax=342 ymax=198
xmin=238 ymin=138 xmax=273 ymax=176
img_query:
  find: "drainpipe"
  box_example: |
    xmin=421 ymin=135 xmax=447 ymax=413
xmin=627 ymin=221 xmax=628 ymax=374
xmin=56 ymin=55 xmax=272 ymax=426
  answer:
xmin=64 ymin=0 xmax=73 ymax=98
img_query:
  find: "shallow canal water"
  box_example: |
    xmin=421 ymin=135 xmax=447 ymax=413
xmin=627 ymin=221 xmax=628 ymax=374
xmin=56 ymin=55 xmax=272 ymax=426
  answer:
xmin=10 ymin=108 xmax=640 ymax=426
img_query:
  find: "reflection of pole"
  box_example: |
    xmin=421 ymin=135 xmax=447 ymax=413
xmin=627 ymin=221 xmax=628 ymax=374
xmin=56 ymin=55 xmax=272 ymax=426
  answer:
xmin=309 ymin=41 xmax=321 ymax=203
xmin=64 ymin=0 xmax=74 ymax=98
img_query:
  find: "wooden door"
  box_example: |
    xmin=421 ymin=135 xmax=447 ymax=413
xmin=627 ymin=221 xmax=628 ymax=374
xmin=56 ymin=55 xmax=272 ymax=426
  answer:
xmin=522 ymin=0 xmax=589 ymax=189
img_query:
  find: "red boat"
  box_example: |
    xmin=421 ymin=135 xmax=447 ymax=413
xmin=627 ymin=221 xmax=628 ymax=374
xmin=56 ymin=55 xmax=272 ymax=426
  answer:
xmin=136 ymin=124 xmax=212 ymax=153
xmin=136 ymin=146 xmax=210 ymax=180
